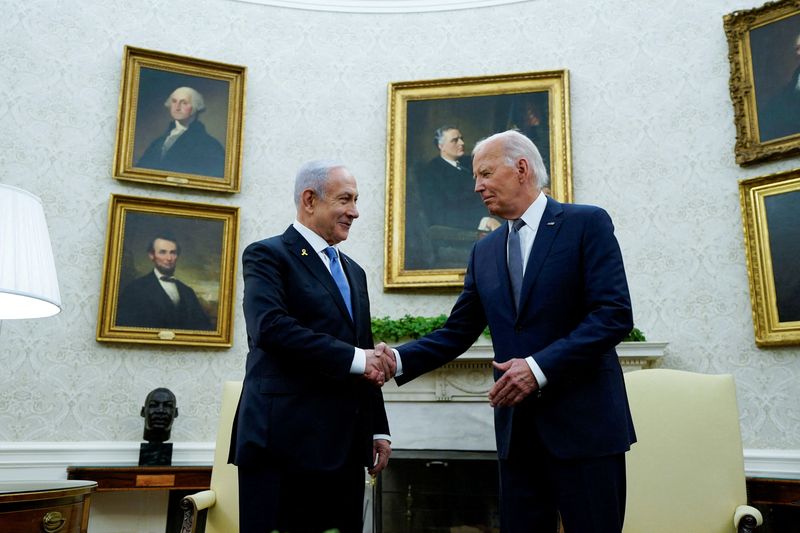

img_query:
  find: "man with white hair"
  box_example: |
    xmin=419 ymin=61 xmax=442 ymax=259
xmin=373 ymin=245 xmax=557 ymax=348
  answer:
xmin=136 ymin=86 xmax=225 ymax=177
xmin=382 ymin=130 xmax=636 ymax=532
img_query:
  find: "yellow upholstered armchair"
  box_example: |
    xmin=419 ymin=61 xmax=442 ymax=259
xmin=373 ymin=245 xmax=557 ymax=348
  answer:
xmin=622 ymin=369 xmax=762 ymax=533
xmin=181 ymin=381 xmax=242 ymax=533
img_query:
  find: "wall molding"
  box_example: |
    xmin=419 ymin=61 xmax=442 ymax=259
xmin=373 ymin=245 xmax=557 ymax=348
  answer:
xmin=1 ymin=442 xmax=798 ymax=480
xmin=231 ymin=0 xmax=531 ymax=13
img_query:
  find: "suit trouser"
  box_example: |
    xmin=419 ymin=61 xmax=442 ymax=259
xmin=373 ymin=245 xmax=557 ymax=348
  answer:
xmin=238 ymin=457 xmax=365 ymax=533
xmin=499 ymin=421 xmax=627 ymax=533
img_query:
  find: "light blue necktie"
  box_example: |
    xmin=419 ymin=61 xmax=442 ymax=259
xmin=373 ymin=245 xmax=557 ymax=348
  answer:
xmin=324 ymin=247 xmax=352 ymax=319
xmin=508 ymin=219 xmax=526 ymax=310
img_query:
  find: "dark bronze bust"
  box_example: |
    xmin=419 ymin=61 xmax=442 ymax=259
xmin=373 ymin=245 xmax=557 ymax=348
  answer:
xmin=139 ymin=387 xmax=178 ymax=465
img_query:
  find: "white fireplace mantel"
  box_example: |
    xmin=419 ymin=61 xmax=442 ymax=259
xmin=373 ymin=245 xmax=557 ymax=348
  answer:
xmin=383 ymin=340 xmax=668 ymax=403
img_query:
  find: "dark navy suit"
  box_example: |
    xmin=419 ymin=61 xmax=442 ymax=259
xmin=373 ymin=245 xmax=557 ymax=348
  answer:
xmin=396 ymin=197 xmax=635 ymax=532
xmin=136 ymin=119 xmax=225 ymax=178
xmin=115 ymin=271 xmax=211 ymax=331
xmin=231 ymin=225 xmax=388 ymax=532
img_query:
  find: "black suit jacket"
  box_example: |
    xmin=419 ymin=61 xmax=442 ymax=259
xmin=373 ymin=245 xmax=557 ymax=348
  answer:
xmin=116 ymin=271 xmax=212 ymax=330
xmin=230 ymin=225 xmax=389 ymax=471
xmin=396 ymin=198 xmax=635 ymax=460
xmin=136 ymin=119 xmax=225 ymax=178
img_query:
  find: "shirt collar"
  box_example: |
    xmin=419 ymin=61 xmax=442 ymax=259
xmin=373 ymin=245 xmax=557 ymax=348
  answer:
xmin=507 ymin=190 xmax=547 ymax=231
xmin=293 ymin=219 xmax=334 ymax=255
xmin=441 ymin=156 xmax=460 ymax=168
xmin=170 ymin=120 xmax=188 ymax=134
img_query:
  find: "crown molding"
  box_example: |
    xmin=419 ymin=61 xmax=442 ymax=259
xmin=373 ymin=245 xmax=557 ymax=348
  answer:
xmin=231 ymin=0 xmax=531 ymax=13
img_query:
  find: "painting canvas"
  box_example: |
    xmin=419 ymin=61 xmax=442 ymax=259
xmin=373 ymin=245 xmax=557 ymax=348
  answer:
xmin=385 ymin=71 xmax=572 ymax=288
xmin=113 ymin=46 xmax=246 ymax=192
xmin=97 ymin=195 xmax=239 ymax=347
xmin=739 ymin=169 xmax=800 ymax=346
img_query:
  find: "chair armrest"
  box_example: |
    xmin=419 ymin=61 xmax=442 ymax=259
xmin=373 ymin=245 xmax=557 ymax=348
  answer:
xmin=734 ymin=504 xmax=763 ymax=533
xmin=180 ymin=490 xmax=216 ymax=533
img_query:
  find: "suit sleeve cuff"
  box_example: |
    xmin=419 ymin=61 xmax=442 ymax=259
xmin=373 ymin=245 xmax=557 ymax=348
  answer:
xmin=373 ymin=434 xmax=391 ymax=442
xmin=525 ymin=356 xmax=548 ymax=388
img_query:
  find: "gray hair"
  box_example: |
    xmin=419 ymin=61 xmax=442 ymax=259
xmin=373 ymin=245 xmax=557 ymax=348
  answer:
xmin=433 ymin=125 xmax=459 ymax=148
xmin=473 ymin=130 xmax=550 ymax=189
xmin=293 ymin=160 xmax=347 ymax=207
xmin=164 ymin=87 xmax=206 ymax=113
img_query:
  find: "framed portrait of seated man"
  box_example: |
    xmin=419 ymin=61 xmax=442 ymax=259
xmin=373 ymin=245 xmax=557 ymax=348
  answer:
xmin=384 ymin=70 xmax=573 ymax=289
xmin=96 ymin=194 xmax=239 ymax=347
xmin=725 ymin=0 xmax=800 ymax=165
xmin=740 ymin=169 xmax=800 ymax=346
xmin=113 ymin=46 xmax=246 ymax=192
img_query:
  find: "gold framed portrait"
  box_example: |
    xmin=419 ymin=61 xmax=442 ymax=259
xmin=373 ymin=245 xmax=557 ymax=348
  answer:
xmin=96 ymin=194 xmax=240 ymax=347
xmin=725 ymin=0 xmax=800 ymax=165
xmin=113 ymin=46 xmax=246 ymax=192
xmin=384 ymin=70 xmax=572 ymax=289
xmin=739 ymin=168 xmax=800 ymax=346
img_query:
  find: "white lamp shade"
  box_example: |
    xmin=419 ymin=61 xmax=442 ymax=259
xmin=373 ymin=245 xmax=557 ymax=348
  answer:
xmin=0 ymin=184 xmax=62 ymax=319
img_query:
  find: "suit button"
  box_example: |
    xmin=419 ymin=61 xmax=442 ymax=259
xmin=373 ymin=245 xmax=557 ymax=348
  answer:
xmin=514 ymin=326 xmax=522 ymax=333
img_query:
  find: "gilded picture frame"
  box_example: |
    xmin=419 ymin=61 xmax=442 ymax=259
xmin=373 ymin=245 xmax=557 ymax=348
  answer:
xmin=113 ymin=46 xmax=246 ymax=192
xmin=384 ymin=70 xmax=572 ymax=289
xmin=739 ymin=169 xmax=800 ymax=346
xmin=96 ymin=194 xmax=240 ymax=347
xmin=725 ymin=0 xmax=800 ymax=165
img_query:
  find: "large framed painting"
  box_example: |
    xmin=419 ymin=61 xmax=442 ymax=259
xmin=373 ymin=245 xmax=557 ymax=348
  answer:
xmin=113 ymin=46 xmax=246 ymax=192
xmin=384 ymin=70 xmax=572 ymax=289
xmin=740 ymin=168 xmax=800 ymax=346
xmin=96 ymin=194 xmax=239 ymax=347
xmin=725 ymin=0 xmax=800 ymax=165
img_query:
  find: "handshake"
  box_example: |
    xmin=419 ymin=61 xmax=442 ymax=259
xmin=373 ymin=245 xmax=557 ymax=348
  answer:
xmin=363 ymin=342 xmax=396 ymax=387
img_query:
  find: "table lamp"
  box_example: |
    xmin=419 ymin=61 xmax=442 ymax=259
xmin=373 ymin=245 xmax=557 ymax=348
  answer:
xmin=0 ymin=183 xmax=61 ymax=319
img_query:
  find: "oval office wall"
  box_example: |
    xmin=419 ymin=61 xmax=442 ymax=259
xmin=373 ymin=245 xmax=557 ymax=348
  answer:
xmin=1 ymin=0 xmax=799 ymax=531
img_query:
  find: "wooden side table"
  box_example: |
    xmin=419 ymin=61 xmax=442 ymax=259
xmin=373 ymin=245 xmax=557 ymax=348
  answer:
xmin=67 ymin=466 xmax=211 ymax=532
xmin=0 ymin=480 xmax=97 ymax=533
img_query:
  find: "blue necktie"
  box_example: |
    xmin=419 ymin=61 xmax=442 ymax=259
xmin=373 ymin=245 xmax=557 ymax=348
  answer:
xmin=508 ymin=219 xmax=526 ymax=309
xmin=324 ymin=247 xmax=352 ymax=319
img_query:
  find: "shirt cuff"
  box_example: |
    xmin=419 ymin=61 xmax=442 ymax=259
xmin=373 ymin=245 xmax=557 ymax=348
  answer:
xmin=525 ymin=356 xmax=548 ymax=388
xmin=350 ymin=347 xmax=366 ymax=374
xmin=373 ymin=434 xmax=391 ymax=442
xmin=391 ymin=348 xmax=404 ymax=377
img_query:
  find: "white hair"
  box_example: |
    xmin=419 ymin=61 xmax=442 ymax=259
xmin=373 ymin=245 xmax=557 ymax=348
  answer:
xmin=164 ymin=86 xmax=205 ymax=113
xmin=293 ymin=160 xmax=347 ymax=207
xmin=473 ymin=130 xmax=549 ymax=189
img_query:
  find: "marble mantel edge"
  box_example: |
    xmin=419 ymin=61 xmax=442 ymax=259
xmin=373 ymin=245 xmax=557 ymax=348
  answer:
xmin=383 ymin=341 xmax=668 ymax=402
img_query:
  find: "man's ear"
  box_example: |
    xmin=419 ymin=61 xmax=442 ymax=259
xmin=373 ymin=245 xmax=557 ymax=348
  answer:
xmin=300 ymin=189 xmax=316 ymax=213
xmin=174 ymin=407 xmax=179 ymax=418
xmin=140 ymin=407 xmax=145 ymax=417
xmin=516 ymin=157 xmax=530 ymax=183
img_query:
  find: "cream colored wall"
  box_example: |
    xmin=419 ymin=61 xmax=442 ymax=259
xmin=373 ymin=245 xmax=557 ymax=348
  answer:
xmin=1 ymin=0 xmax=798 ymax=457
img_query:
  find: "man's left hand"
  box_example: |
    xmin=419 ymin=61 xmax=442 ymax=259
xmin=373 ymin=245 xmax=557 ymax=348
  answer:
xmin=369 ymin=438 xmax=391 ymax=476
xmin=488 ymin=358 xmax=539 ymax=407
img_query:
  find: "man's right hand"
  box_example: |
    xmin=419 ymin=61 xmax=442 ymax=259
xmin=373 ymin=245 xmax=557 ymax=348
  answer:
xmin=364 ymin=343 xmax=397 ymax=386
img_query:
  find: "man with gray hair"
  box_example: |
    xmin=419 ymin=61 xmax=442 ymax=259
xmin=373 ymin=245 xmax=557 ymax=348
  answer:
xmin=230 ymin=160 xmax=394 ymax=532
xmin=381 ymin=130 xmax=636 ymax=532
xmin=136 ymin=86 xmax=225 ymax=177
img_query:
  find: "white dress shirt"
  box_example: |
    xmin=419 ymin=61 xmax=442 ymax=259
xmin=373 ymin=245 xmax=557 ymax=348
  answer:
xmin=155 ymin=268 xmax=180 ymax=305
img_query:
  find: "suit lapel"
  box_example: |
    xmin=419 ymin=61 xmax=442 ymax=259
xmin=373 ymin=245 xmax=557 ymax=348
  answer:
xmin=517 ymin=198 xmax=564 ymax=316
xmin=282 ymin=226 xmax=354 ymax=326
